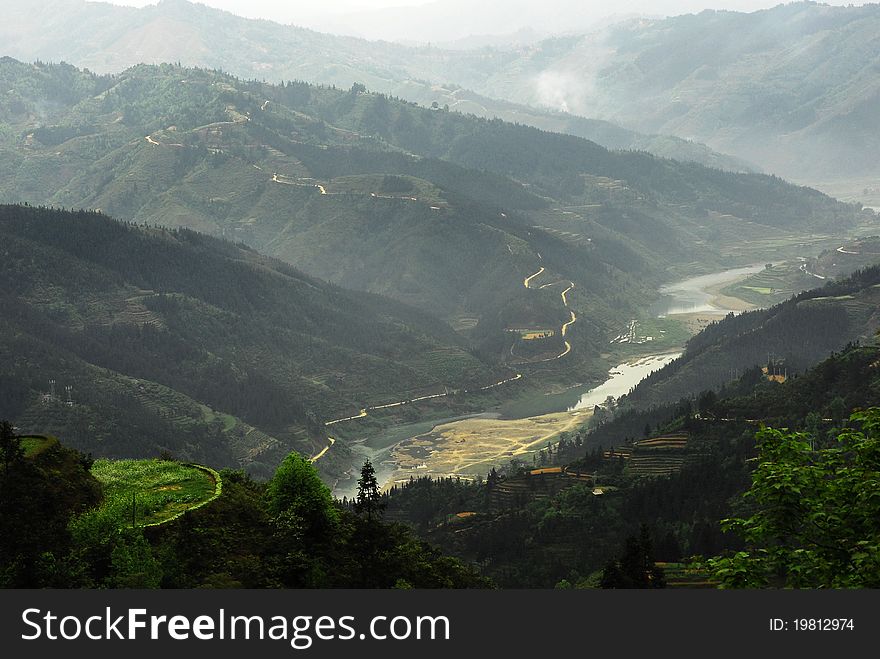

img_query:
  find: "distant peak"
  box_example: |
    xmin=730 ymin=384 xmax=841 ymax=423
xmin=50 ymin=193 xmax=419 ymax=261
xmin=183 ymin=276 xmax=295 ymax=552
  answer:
xmin=157 ymin=0 xmax=196 ymax=11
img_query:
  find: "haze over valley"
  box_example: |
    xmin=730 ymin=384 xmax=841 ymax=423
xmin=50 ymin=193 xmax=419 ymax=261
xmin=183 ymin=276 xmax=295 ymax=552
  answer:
xmin=2 ymin=0 xmax=880 ymax=591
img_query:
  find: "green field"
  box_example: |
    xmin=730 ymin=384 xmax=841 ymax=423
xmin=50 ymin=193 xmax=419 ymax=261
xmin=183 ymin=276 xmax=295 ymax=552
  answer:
xmin=720 ymin=262 xmax=813 ymax=306
xmin=610 ymin=316 xmax=692 ymax=357
xmin=20 ymin=435 xmax=54 ymax=458
xmin=90 ymin=459 xmax=221 ymax=528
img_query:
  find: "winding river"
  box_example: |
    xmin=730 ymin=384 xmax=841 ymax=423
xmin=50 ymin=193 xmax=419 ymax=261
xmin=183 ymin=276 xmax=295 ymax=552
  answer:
xmin=565 ymin=264 xmax=766 ymax=409
xmin=568 ymin=353 xmax=681 ymax=411
xmin=333 ymin=265 xmax=760 ymax=496
xmin=652 ymin=264 xmax=765 ymax=316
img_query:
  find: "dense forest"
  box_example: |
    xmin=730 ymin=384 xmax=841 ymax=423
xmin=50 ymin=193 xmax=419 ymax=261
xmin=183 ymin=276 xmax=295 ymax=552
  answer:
xmin=377 ymin=343 xmax=880 ymax=587
xmin=0 ymin=204 xmax=504 ymax=477
xmin=0 ymin=424 xmax=488 ymax=589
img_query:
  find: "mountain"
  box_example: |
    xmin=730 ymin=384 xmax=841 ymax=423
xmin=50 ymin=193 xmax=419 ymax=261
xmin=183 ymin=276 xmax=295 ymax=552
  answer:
xmin=381 ymin=82 xmax=757 ymax=173
xmin=6 ymin=1 xmax=878 ymax=192
xmin=2 ymin=59 xmax=872 ymax=384
xmin=0 ymin=0 xmax=753 ymax=172
xmin=418 ymin=2 xmax=880 ymax=198
xmin=1 ymin=58 xmax=872 ymax=383
xmin=0 ymin=204 xmax=502 ymax=477
xmin=308 ymin=0 xmax=776 ymax=45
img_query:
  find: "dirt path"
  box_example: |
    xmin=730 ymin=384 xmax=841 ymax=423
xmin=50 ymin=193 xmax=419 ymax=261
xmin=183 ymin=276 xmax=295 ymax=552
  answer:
xmin=309 ymin=437 xmax=335 ymax=463
xmin=522 ymin=266 xmax=577 ymax=362
xmin=523 ymin=266 xmax=545 ymax=288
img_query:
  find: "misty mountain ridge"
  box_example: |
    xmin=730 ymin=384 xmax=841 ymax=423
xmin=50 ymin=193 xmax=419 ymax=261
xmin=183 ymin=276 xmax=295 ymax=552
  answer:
xmin=426 ymin=2 xmax=880 ymax=195
xmin=0 ymin=0 xmax=756 ymax=172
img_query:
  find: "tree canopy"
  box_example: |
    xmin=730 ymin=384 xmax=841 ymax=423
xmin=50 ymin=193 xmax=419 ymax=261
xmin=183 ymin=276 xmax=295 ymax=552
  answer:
xmin=706 ymin=408 xmax=880 ymax=588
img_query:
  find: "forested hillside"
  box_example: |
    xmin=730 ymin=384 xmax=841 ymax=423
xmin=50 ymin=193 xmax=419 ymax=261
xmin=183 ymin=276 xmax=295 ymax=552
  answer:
xmin=0 ymin=205 xmax=502 ymax=476
xmin=0 ymin=59 xmax=870 ymax=381
xmin=620 ymin=265 xmax=880 ymax=408
xmin=380 ymin=343 xmax=880 ymax=587
xmin=0 ymin=0 xmax=758 ymax=171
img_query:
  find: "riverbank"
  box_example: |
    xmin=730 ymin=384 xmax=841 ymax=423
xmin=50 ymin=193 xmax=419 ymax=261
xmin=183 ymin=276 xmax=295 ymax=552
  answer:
xmin=674 ymin=281 xmax=757 ymax=332
xmin=387 ymin=407 xmax=591 ymax=485
xmin=333 ymin=264 xmax=762 ymax=496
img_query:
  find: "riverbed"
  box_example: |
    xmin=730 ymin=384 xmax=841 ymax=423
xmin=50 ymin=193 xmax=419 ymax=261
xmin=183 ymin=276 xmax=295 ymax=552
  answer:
xmin=333 ymin=265 xmax=761 ymax=496
xmin=652 ymin=264 xmax=765 ymax=316
xmin=568 ymin=353 xmax=682 ymax=411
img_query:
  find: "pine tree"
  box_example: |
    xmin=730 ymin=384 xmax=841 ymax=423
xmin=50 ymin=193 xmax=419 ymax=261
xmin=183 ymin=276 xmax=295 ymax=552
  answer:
xmin=356 ymin=459 xmax=384 ymax=521
xmin=600 ymin=524 xmax=666 ymax=588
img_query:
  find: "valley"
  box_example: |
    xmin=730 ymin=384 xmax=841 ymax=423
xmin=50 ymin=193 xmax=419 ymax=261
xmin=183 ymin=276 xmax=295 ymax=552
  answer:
xmin=326 ymin=232 xmax=880 ymax=495
xmin=2 ymin=0 xmax=880 ymax=598
xmin=326 ymin=262 xmax=763 ymax=496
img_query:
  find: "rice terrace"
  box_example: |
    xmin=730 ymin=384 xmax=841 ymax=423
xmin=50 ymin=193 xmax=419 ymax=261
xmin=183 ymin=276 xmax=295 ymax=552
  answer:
xmin=20 ymin=434 xmax=222 ymax=528
xmin=89 ymin=459 xmax=222 ymax=528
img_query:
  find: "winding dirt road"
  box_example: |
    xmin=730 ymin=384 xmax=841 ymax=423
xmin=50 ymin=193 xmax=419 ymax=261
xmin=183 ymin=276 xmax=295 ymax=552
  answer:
xmin=523 ymin=266 xmax=545 ymax=288
xmin=308 ymin=437 xmax=335 ymax=463
xmin=311 ymin=373 xmax=525 ymax=463
xmin=522 ymin=267 xmax=577 ymax=361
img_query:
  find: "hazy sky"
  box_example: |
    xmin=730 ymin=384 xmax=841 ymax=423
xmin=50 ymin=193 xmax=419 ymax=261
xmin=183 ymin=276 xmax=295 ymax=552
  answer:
xmin=107 ymin=0 xmax=434 ymax=19
xmin=106 ymin=0 xmax=864 ymax=18
xmin=105 ymin=1 xmax=868 ymax=41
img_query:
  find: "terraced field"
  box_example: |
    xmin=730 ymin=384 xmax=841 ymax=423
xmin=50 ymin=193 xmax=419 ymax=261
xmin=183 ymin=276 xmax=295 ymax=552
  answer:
xmin=603 ymin=432 xmax=695 ymax=477
xmin=655 ymin=562 xmax=718 ymax=588
xmin=490 ymin=467 xmax=594 ymax=511
xmin=89 ymin=459 xmax=222 ymax=528
xmin=720 ymin=262 xmax=813 ymax=306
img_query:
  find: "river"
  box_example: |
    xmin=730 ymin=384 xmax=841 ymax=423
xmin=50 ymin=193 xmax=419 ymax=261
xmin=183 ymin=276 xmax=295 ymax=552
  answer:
xmin=565 ymin=264 xmax=763 ymax=410
xmin=651 ymin=264 xmax=765 ymax=316
xmin=334 ymin=264 xmax=760 ymax=496
xmin=568 ymin=353 xmax=681 ymax=411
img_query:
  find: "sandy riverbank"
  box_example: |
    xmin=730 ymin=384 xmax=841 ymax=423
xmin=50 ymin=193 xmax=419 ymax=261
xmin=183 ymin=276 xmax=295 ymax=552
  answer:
xmin=672 ymin=277 xmax=756 ymax=332
xmin=386 ymin=408 xmax=590 ymax=486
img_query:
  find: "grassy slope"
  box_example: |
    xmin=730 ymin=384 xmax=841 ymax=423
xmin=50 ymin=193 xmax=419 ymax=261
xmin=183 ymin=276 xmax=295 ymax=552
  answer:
xmin=90 ymin=459 xmax=220 ymax=527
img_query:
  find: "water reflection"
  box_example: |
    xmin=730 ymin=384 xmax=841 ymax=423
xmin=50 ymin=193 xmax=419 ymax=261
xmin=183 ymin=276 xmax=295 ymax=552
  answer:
xmin=652 ymin=264 xmax=765 ymax=316
xmin=569 ymin=353 xmax=681 ymax=411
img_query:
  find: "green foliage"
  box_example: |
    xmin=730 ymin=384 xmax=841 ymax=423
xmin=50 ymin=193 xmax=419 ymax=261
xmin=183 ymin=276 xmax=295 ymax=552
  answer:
xmin=90 ymin=459 xmax=219 ymax=527
xmin=1 ymin=431 xmax=492 ymax=588
xmin=0 ymin=433 xmax=101 ymax=587
xmin=706 ymin=408 xmax=880 ymax=588
xmin=266 ymin=452 xmax=338 ymax=536
xmin=109 ymin=530 xmax=163 ymax=588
